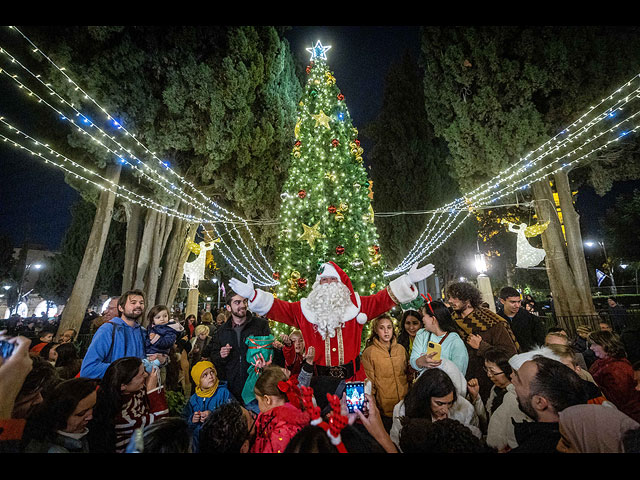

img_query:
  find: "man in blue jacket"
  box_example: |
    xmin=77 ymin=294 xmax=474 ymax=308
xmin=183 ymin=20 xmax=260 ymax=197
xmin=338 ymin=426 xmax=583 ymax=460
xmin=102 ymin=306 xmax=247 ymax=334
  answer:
xmin=80 ymin=290 xmax=147 ymax=379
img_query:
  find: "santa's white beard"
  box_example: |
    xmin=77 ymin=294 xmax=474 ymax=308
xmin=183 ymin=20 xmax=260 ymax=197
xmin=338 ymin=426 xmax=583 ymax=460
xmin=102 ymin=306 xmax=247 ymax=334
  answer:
xmin=306 ymin=281 xmax=352 ymax=339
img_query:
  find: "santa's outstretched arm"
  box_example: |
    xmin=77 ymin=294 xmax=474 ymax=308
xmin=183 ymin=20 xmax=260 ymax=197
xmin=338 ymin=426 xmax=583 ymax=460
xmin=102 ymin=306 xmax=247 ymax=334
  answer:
xmin=228 ymin=275 xmax=298 ymax=327
xmin=386 ymin=262 xmax=435 ymax=304
xmin=358 ymin=262 xmax=436 ymax=323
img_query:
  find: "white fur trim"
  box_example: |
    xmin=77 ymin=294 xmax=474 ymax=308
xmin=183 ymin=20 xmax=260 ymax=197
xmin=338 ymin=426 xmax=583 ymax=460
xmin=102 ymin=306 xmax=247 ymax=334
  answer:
xmin=248 ymin=289 xmax=275 ymax=316
xmin=300 ymin=292 xmax=362 ymax=326
xmin=316 ymin=263 xmax=340 ymax=282
xmin=388 ymin=274 xmax=418 ymax=304
xmin=356 ymin=312 xmax=367 ymax=324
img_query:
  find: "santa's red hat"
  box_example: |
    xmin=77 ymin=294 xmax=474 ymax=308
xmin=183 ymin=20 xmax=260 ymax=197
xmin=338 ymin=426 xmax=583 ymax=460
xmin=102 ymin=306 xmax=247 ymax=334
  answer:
xmin=316 ymin=261 xmax=367 ymax=324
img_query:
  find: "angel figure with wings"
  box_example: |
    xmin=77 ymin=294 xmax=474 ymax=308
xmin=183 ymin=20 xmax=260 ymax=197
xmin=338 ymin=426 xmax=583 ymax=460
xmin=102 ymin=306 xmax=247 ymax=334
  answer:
xmin=507 ymin=221 xmax=550 ymax=268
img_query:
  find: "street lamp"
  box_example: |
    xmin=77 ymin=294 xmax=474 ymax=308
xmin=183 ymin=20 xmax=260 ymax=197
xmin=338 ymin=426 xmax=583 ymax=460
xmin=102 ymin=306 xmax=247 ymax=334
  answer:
xmin=474 ymin=252 xmax=496 ymax=312
xmin=11 ymin=261 xmax=45 ymax=315
xmin=584 ymin=240 xmax=616 ymax=295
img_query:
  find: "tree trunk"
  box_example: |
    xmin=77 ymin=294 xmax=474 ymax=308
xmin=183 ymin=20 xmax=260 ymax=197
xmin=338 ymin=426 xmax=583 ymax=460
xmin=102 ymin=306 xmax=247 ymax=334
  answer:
xmin=144 ymin=212 xmax=175 ymax=319
xmin=553 ymin=170 xmax=595 ymax=314
xmin=167 ymin=221 xmax=198 ymax=310
xmin=59 ymin=163 xmax=121 ymax=334
xmin=531 ymin=177 xmax=595 ymax=317
xmin=134 ymin=208 xmax=158 ymax=292
xmin=122 ymin=202 xmax=143 ymax=292
xmin=156 ymin=205 xmax=193 ymax=308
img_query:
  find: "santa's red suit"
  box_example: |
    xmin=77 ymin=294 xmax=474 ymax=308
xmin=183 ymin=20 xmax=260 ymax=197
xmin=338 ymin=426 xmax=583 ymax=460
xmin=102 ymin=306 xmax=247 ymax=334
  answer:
xmin=242 ymin=261 xmax=424 ymax=381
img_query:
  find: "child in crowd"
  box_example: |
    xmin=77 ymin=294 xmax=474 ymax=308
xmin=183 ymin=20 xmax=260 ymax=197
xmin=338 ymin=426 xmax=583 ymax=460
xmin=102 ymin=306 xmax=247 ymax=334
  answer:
xmin=182 ymin=361 xmax=234 ymax=452
xmin=361 ymin=314 xmax=409 ymax=431
xmin=280 ymin=329 xmax=305 ymax=379
xmin=250 ymin=365 xmax=310 ymax=453
xmin=29 ymin=330 xmax=54 ymax=354
xmin=144 ymin=305 xmax=184 ymax=385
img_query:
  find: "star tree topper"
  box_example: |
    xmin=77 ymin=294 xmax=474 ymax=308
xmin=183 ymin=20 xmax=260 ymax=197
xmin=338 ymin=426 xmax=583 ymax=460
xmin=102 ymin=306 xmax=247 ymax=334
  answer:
xmin=298 ymin=221 xmax=325 ymax=250
xmin=307 ymin=40 xmax=331 ymax=61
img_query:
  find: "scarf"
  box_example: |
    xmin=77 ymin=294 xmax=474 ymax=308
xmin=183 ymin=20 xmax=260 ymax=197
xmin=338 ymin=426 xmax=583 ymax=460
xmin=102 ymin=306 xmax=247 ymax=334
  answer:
xmin=559 ymin=403 xmax=640 ymax=453
xmin=191 ymin=361 xmax=219 ymax=398
xmin=452 ymin=307 xmax=520 ymax=351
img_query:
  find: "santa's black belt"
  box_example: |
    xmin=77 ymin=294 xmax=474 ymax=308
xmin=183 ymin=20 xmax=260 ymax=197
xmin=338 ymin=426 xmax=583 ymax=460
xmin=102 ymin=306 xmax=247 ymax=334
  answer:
xmin=314 ymin=356 xmax=360 ymax=379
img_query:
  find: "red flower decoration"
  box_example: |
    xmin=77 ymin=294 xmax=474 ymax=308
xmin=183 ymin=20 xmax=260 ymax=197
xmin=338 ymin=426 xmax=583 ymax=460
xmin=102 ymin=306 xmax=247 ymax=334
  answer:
xmin=306 ymin=66 xmax=311 ymax=74
xmin=331 ymin=139 xmax=339 ymax=147
xmin=298 ymin=190 xmax=307 ymax=199
xmin=328 ymin=205 xmax=337 ymax=214
xmin=272 ymin=271 xmax=280 ymax=280
xmin=294 ymin=140 xmax=301 ymax=147
xmin=337 ymin=93 xmax=344 ymax=101
xmin=297 ymin=277 xmax=308 ymax=289
xmin=355 ymin=139 xmax=360 ymax=146
xmin=335 ymin=245 xmax=345 ymax=255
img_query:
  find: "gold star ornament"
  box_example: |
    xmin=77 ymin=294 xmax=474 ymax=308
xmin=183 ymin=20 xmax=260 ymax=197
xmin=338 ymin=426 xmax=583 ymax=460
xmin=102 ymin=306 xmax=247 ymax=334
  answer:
xmin=298 ymin=221 xmax=325 ymax=250
xmin=312 ymin=110 xmax=331 ymax=129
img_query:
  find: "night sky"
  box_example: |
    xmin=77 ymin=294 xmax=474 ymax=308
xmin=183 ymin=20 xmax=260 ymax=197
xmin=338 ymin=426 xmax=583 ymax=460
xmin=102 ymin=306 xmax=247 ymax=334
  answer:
xmin=0 ymin=25 xmax=634 ymax=253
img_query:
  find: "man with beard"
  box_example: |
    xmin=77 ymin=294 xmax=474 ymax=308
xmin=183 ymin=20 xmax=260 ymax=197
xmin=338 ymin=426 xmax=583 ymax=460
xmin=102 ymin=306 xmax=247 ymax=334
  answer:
xmin=80 ymin=290 xmax=147 ymax=379
xmin=229 ymin=261 xmax=434 ymax=403
xmin=202 ymin=291 xmax=273 ymax=412
xmin=508 ymin=355 xmax=589 ymax=453
xmin=446 ymin=282 xmax=519 ymax=403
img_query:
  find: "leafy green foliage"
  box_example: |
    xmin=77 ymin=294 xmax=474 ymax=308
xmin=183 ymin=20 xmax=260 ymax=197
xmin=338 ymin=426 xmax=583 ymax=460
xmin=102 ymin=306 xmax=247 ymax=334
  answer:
xmin=364 ymin=51 xmax=461 ymax=268
xmin=35 ymin=199 xmax=125 ymax=305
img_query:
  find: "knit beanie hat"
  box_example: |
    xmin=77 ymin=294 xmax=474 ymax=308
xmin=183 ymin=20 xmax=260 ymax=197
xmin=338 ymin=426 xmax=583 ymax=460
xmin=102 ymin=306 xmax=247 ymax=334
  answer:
xmin=191 ymin=360 xmax=215 ymax=387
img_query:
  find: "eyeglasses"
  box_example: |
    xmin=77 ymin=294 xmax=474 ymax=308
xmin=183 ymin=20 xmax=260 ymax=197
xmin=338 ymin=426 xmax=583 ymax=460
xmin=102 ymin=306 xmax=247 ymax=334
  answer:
xmin=483 ymin=366 xmax=505 ymax=377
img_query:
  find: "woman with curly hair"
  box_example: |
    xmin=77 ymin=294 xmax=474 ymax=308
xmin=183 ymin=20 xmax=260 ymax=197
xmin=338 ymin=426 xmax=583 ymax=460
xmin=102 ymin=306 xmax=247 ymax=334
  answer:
xmin=588 ymin=330 xmax=640 ymax=422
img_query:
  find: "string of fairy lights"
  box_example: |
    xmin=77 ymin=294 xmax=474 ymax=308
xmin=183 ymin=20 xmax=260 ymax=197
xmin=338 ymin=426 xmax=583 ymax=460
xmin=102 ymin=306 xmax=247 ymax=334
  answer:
xmin=1 ymin=26 xmax=279 ymax=286
xmin=2 ymin=26 xmax=639 ymax=286
xmin=386 ymin=70 xmax=640 ymax=275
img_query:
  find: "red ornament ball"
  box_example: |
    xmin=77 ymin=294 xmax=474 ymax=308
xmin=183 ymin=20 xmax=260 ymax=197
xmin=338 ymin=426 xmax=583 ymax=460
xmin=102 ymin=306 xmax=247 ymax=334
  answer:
xmin=294 ymin=140 xmax=301 ymax=147
xmin=297 ymin=277 xmax=308 ymax=289
xmin=298 ymin=190 xmax=307 ymax=199
xmin=272 ymin=271 xmax=280 ymax=280
xmin=336 ymin=245 xmax=345 ymax=255
xmin=328 ymin=205 xmax=337 ymax=214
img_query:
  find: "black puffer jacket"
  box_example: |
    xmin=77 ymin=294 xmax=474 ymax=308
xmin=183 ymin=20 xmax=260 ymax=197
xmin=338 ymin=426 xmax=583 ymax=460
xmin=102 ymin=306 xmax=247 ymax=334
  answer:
xmin=202 ymin=314 xmax=272 ymax=401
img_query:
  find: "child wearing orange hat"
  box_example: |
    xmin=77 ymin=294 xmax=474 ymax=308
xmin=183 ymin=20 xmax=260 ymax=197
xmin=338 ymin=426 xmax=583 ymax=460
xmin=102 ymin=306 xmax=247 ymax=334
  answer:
xmin=182 ymin=360 xmax=235 ymax=452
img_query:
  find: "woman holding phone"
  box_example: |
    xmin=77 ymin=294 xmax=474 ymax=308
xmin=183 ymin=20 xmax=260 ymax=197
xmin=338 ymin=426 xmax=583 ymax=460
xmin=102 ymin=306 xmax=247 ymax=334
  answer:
xmin=410 ymin=298 xmax=468 ymax=377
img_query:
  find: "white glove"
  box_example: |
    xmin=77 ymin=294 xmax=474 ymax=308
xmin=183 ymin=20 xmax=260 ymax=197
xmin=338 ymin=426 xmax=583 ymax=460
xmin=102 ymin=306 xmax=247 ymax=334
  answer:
xmin=228 ymin=275 xmax=255 ymax=299
xmin=407 ymin=262 xmax=435 ymax=284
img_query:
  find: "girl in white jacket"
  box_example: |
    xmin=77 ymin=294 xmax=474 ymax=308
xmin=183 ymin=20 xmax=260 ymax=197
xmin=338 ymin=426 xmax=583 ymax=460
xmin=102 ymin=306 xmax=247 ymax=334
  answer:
xmin=390 ymin=358 xmax=480 ymax=450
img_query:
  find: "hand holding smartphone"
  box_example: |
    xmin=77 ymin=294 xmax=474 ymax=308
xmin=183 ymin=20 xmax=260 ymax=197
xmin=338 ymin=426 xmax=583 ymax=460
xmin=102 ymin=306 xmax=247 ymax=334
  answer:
xmin=426 ymin=341 xmax=442 ymax=362
xmin=345 ymin=381 xmax=366 ymax=413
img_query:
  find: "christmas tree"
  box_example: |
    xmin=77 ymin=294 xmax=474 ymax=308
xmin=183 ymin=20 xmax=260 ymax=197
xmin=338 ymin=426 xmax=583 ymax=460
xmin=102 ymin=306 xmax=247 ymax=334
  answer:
xmin=272 ymin=41 xmax=385 ymax=302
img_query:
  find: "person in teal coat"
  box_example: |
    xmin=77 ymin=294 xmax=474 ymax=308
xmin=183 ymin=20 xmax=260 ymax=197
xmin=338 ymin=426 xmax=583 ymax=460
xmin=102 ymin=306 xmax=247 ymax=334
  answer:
xmin=182 ymin=361 xmax=235 ymax=452
xmin=410 ymin=299 xmax=469 ymax=377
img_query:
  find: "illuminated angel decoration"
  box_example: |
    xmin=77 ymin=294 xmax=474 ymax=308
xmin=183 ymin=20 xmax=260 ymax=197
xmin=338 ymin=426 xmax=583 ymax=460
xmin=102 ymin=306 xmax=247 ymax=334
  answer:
xmin=507 ymin=221 xmax=550 ymax=268
xmin=184 ymin=240 xmax=219 ymax=288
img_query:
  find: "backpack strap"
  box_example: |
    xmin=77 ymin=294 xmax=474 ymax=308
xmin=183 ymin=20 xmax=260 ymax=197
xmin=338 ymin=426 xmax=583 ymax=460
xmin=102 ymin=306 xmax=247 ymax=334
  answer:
xmin=105 ymin=321 xmax=119 ymax=363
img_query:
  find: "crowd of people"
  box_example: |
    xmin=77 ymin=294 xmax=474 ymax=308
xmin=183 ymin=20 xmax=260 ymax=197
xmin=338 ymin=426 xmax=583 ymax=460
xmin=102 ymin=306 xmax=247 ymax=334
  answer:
xmin=2 ymin=266 xmax=640 ymax=454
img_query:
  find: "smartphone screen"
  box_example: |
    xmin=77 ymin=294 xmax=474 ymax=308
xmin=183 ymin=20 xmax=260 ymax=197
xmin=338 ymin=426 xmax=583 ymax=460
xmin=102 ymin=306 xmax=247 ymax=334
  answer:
xmin=345 ymin=381 xmax=365 ymax=413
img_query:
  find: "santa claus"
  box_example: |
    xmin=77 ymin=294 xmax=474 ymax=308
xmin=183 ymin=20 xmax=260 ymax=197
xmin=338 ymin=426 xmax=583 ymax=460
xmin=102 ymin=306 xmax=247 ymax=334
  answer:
xmin=229 ymin=261 xmax=434 ymax=382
